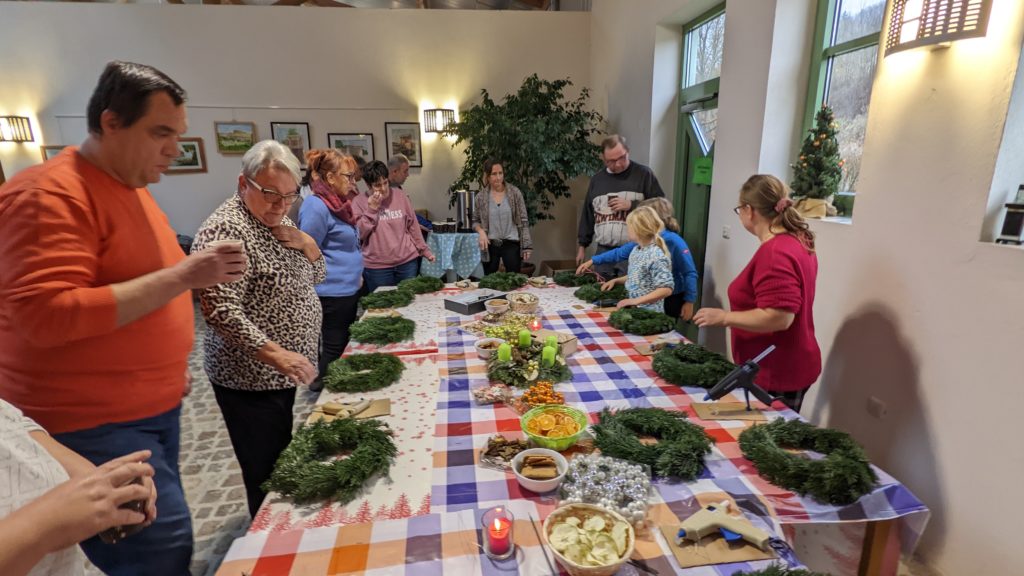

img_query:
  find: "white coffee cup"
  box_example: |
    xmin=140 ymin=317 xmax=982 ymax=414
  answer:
xmin=208 ymin=239 xmax=244 ymax=252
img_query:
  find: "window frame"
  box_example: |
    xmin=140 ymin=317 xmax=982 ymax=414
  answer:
xmin=802 ymin=0 xmax=884 ymax=138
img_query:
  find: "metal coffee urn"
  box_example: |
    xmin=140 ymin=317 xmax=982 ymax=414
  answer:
xmin=455 ymin=188 xmax=475 ymax=232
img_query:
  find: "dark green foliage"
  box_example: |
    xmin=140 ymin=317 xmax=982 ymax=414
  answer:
xmin=486 ymin=342 xmax=571 ymax=388
xmin=397 ymin=275 xmax=445 ymax=294
xmin=444 ymin=75 xmax=604 ymax=223
xmin=608 ymin=308 xmax=675 ymax=335
xmin=262 ymin=418 xmax=397 ymax=504
xmin=554 ymin=271 xmax=598 ymax=287
xmin=478 ymin=272 xmax=528 ymax=292
xmin=734 ymin=564 xmax=831 ymax=576
xmin=652 ymin=344 xmax=735 ymax=389
xmin=324 ymin=353 xmax=404 ymax=393
xmin=360 ymin=289 xmax=414 ymax=310
xmin=350 ymin=316 xmax=416 ymax=345
xmin=591 ymin=408 xmax=713 ymax=480
xmin=573 ymin=283 xmax=628 ymax=304
xmin=739 ymin=419 xmax=878 ymax=506
xmin=791 ymin=106 xmax=843 ymax=199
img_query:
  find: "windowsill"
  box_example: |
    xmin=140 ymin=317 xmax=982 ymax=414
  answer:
xmin=980 ymin=240 xmax=1024 ymax=252
xmin=809 ymin=216 xmax=853 ymax=226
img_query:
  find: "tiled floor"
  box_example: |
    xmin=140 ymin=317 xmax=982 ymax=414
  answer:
xmin=85 ymin=308 xmax=319 ymax=576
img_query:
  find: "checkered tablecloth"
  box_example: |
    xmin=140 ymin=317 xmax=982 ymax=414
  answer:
xmin=223 ymin=285 xmax=929 ymax=575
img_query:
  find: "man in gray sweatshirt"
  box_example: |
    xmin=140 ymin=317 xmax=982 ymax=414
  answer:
xmin=576 ymin=135 xmax=665 ymax=279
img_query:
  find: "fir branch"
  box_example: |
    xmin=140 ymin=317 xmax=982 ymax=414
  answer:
xmin=591 ymin=408 xmax=713 ymax=480
xmin=397 ymin=275 xmax=445 ymax=294
xmin=324 ymin=353 xmax=405 ymax=393
xmin=573 ymin=283 xmax=628 ymax=303
xmin=360 ymin=289 xmax=415 ymax=310
xmin=350 ymin=316 xmax=416 ymax=345
xmin=478 ymin=272 xmax=528 ymax=292
xmin=734 ymin=564 xmax=831 ymax=576
xmin=608 ymin=308 xmax=675 ymax=335
xmin=554 ymin=271 xmax=599 ymax=287
xmin=738 ymin=419 xmax=878 ymax=506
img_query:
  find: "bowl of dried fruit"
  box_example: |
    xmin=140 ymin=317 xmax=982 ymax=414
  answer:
xmin=521 ymin=405 xmax=587 ymax=451
xmin=508 ymin=292 xmax=540 ymax=314
xmin=474 ymin=338 xmax=504 ymax=359
xmin=484 ymin=298 xmax=510 ymax=314
xmin=511 ymin=448 xmax=567 ymax=492
xmin=543 ymin=503 xmax=635 ymax=576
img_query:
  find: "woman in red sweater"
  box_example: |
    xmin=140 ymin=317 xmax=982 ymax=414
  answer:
xmin=693 ymin=174 xmax=820 ymax=412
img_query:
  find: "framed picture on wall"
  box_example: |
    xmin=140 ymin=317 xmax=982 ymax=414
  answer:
xmin=41 ymin=145 xmax=67 ymax=161
xmin=167 ymin=137 xmax=207 ymax=174
xmin=214 ymin=121 xmax=257 ymax=155
xmin=384 ymin=122 xmax=422 ymax=167
xmin=327 ymin=133 xmax=375 ymax=163
xmin=271 ymin=122 xmax=311 ymax=166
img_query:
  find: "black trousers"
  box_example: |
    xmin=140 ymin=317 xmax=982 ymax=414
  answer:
xmin=778 ymin=387 xmax=810 ymax=413
xmin=318 ymin=294 xmax=361 ymax=379
xmin=483 ymin=240 xmax=522 ymax=274
xmin=213 ymin=385 xmax=297 ymax=517
xmin=664 ymin=293 xmax=684 ymax=318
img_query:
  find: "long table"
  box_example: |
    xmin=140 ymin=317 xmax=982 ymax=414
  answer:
xmin=218 ymin=284 xmax=929 ymax=575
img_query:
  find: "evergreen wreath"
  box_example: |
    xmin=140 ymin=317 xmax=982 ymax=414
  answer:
xmin=360 ymin=288 xmax=414 ymax=310
xmin=262 ymin=417 xmax=397 ymax=504
xmin=591 ymin=408 xmax=713 ymax=480
xmin=608 ymin=308 xmax=675 ymax=335
xmin=652 ymin=344 xmax=735 ymax=389
xmin=735 ymin=564 xmax=829 ymax=576
xmin=478 ymin=272 xmax=528 ymax=291
xmin=573 ymin=283 xmax=628 ymax=304
xmin=487 ymin=342 xmax=572 ymax=388
xmin=397 ymin=275 xmax=445 ymax=294
xmin=739 ymin=418 xmax=877 ymax=506
xmin=324 ymin=353 xmax=405 ymax=393
xmin=350 ymin=316 xmax=416 ymax=345
xmin=554 ymin=271 xmax=599 ymax=287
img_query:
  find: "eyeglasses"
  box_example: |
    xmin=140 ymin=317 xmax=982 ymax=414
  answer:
xmin=337 ymin=172 xmax=357 ymax=183
xmin=247 ymin=177 xmax=300 ymax=205
xmin=603 ymin=152 xmax=628 ymax=166
xmin=733 ymin=205 xmax=746 ymax=215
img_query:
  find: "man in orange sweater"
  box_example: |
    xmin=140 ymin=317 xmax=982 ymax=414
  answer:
xmin=0 ymin=61 xmax=245 ymax=575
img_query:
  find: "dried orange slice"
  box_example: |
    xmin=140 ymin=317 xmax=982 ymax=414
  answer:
xmin=535 ymin=414 xmax=556 ymax=431
xmin=526 ymin=419 xmax=543 ymax=434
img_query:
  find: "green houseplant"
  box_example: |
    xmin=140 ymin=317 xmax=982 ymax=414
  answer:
xmin=444 ymin=75 xmax=604 ymax=224
xmin=790 ymin=105 xmax=844 ymax=219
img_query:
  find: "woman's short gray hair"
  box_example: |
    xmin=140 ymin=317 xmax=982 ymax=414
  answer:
xmin=240 ymin=140 xmax=301 ymax=185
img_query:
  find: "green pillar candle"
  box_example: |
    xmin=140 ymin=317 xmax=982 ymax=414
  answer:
xmin=497 ymin=343 xmax=512 ymax=362
xmin=518 ymin=329 xmax=532 ymax=348
xmin=542 ymin=345 xmax=556 ymax=368
xmin=545 ymin=335 xmax=558 ymax=350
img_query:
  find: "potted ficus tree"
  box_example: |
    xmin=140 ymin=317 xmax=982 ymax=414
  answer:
xmin=791 ymin=105 xmax=844 ymax=219
xmin=443 ymin=74 xmax=604 ymax=229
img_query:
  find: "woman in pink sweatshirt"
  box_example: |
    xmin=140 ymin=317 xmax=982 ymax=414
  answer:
xmin=353 ymin=160 xmax=435 ymax=292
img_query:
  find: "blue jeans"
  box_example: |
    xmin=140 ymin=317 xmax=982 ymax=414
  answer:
xmin=54 ymin=406 xmax=192 ymax=576
xmin=363 ymin=257 xmax=420 ymax=293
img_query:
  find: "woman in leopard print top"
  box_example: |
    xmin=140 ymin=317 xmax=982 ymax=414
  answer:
xmin=193 ymin=140 xmax=325 ymax=517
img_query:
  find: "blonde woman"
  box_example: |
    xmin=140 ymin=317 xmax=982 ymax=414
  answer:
xmin=600 ymin=206 xmax=674 ymax=312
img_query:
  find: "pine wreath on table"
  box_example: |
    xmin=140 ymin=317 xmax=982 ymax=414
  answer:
xmin=591 ymin=408 xmax=713 ymax=480
xmin=652 ymin=344 xmax=735 ymax=389
xmin=324 ymin=353 xmax=405 ymax=392
xmin=608 ymin=308 xmax=675 ymax=335
xmin=554 ymin=271 xmax=599 ymax=287
xmin=360 ymin=288 xmax=414 ymax=310
xmin=262 ymin=418 xmax=396 ymax=504
xmin=478 ymin=272 xmax=528 ymax=291
xmin=350 ymin=316 xmax=416 ymax=345
xmin=735 ymin=564 xmax=830 ymax=576
xmin=397 ymin=275 xmax=445 ymax=294
xmin=573 ymin=283 xmax=628 ymax=304
xmin=738 ymin=418 xmax=877 ymax=506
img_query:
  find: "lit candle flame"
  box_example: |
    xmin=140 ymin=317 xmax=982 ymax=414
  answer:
xmin=493 ymin=518 xmax=501 ymax=530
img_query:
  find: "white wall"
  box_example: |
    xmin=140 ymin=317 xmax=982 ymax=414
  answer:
xmin=0 ymin=3 xmax=591 ymax=263
xmin=592 ymin=0 xmax=1024 ymax=574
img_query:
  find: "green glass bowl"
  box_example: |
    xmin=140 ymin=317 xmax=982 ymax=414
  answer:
xmin=520 ymin=404 xmax=588 ymax=451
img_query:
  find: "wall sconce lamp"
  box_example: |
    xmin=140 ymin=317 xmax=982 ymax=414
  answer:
xmin=423 ymin=109 xmax=455 ymax=133
xmin=0 ymin=116 xmax=34 ymax=142
xmin=885 ymin=0 xmax=993 ymax=57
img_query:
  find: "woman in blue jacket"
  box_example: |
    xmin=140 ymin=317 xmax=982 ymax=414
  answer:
xmin=577 ymin=197 xmax=698 ymax=320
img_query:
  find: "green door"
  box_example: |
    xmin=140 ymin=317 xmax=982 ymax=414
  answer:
xmin=675 ymin=5 xmax=724 ymax=340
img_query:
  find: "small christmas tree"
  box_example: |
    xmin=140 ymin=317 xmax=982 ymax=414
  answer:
xmin=791 ymin=105 xmax=844 ymax=200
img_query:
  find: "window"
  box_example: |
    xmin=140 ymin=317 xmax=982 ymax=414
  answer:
xmin=804 ymin=0 xmax=886 ymax=216
xmin=682 ymin=9 xmax=726 ymax=153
